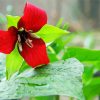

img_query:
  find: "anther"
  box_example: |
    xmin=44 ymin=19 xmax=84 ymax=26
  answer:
xmin=18 ymin=42 xmax=23 ymax=52
xmin=25 ymin=39 xmax=33 ymax=48
xmin=29 ymin=32 xmax=40 ymax=39
xmin=18 ymin=35 xmax=21 ymax=42
xmin=19 ymin=27 xmax=24 ymax=31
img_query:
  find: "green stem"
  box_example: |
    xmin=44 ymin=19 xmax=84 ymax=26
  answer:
xmin=70 ymin=97 xmax=74 ymax=100
xmin=55 ymin=95 xmax=59 ymax=100
xmin=30 ymin=95 xmax=59 ymax=100
xmin=48 ymin=46 xmax=60 ymax=60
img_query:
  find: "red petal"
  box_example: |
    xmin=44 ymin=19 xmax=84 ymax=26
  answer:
xmin=20 ymin=38 xmax=49 ymax=68
xmin=0 ymin=27 xmax=17 ymax=54
xmin=18 ymin=2 xmax=47 ymax=32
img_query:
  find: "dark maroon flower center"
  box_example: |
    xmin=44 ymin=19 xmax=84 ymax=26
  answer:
xmin=17 ymin=29 xmax=28 ymax=43
xmin=17 ymin=28 xmax=34 ymax=52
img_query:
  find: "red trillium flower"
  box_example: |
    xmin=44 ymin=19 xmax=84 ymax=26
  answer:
xmin=0 ymin=2 xmax=49 ymax=68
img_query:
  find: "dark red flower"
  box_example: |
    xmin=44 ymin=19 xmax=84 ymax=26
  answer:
xmin=0 ymin=2 xmax=49 ymax=68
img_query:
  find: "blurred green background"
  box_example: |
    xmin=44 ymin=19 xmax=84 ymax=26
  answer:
xmin=0 ymin=0 xmax=100 ymax=100
xmin=0 ymin=0 xmax=100 ymax=30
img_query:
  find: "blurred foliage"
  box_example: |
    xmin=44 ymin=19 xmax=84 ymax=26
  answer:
xmin=0 ymin=13 xmax=7 ymax=24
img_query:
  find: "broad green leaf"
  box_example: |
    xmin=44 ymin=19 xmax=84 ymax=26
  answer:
xmin=94 ymin=61 xmax=100 ymax=70
xmin=6 ymin=46 xmax=23 ymax=79
xmin=0 ymin=58 xmax=84 ymax=100
xmin=83 ymin=67 xmax=94 ymax=83
xmin=7 ymin=15 xmax=20 ymax=28
xmin=83 ymin=77 xmax=100 ymax=100
xmin=63 ymin=47 xmax=100 ymax=61
xmin=6 ymin=15 xmax=23 ymax=79
xmin=36 ymin=24 xmax=69 ymax=43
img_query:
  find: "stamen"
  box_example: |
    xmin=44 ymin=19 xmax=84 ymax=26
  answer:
xmin=19 ymin=27 xmax=24 ymax=31
xmin=18 ymin=35 xmax=21 ymax=42
xmin=25 ymin=29 xmax=29 ymax=32
xmin=29 ymin=32 xmax=40 ymax=39
xmin=26 ymin=29 xmax=33 ymax=33
xmin=18 ymin=42 xmax=23 ymax=52
xmin=25 ymin=39 xmax=33 ymax=48
xmin=17 ymin=29 xmax=35 ymax=49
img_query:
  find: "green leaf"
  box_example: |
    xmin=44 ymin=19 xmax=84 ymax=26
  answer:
xmin=7 ymin=15 xmax=20 ymax=28
xmin=6 ymin=46 xmax=23 ymax=79
xmin=51 ymin=38 xmax=64 ymax=54
xmin=83 ymin=77 xmax=100 ymax=100
xmin=48 ymin=53 xmax=58 ymax=62
xmin=47 ymin=46 xmax=59 ymax=62
xmin=62 ymin=23 xmax=69 ymax=30
xmin=83 ymin=67 xmax=94 ymax=83
xmin=63 ymin=47 xmax=100 ymax=61
xmin=6 ymin=15 xmax=23 ymax=79
xmin=36 ymin=24 xmax=69 ymax=43
xmin=50 ymin=34 xmax=76 ymax=55
xmin=56 ymin=19 xmax=69 ymax=30
xmin=56 ymin=18 xmax=63 ymax=28
xmin=0 ymin=58 xmax=84 ymax=100
xmin=18 ymin=61 xmax=29 ymax=74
